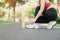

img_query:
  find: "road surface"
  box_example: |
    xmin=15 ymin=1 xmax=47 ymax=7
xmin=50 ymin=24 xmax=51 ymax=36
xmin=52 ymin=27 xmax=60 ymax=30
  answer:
xmin=0 ymin=22 xmax=60 ymax=40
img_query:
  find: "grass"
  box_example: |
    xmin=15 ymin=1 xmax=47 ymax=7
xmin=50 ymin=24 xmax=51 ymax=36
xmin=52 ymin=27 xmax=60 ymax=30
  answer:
xmin=0 ymin=20 xmax=11 ymax=24
xmin=56 ymin=23 xmax=60 ymax=27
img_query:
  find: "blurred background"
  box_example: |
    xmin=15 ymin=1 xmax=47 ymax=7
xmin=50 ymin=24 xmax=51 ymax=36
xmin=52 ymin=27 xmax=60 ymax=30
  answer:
xmin=0 ymin=0 xmax=60 ymax=26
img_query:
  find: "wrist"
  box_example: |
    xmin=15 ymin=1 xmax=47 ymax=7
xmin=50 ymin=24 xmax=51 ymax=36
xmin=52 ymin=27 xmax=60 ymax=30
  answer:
xmin=35 ymin=17 xmax=38 ymax=20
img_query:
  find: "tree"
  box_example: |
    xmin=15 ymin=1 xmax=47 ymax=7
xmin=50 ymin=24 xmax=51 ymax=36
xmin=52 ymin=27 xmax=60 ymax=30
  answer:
xmin=5 ymin=0 xmax=28 ymax=21
xmin=5 ymin=0 xmax=17 ymax=21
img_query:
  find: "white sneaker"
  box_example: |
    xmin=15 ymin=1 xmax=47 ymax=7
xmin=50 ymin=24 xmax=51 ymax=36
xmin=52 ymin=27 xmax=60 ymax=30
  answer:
xmin=47 ymin=21 xmax=56 ymax=29
xmin=26 ymin=24 xmax=39 ymax=29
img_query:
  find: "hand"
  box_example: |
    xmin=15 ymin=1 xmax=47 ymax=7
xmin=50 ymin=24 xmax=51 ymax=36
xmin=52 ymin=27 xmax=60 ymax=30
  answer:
xmin=30 ymin=18 xmax=36 ymax=24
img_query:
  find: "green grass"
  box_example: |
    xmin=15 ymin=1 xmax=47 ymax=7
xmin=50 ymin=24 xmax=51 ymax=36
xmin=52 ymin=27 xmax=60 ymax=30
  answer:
xmin=56 ymin=23 xmax=60 ymax=27
xmin=0 ymin=20 xmax=11 ymax=24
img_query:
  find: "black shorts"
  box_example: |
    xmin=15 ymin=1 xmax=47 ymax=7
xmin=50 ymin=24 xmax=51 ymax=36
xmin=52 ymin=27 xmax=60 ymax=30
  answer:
xmin=35 ymin=6 xmax=57 ymax=23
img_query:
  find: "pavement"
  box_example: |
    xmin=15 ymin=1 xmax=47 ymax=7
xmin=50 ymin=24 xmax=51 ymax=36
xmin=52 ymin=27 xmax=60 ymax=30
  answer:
xmin=0 ymin=22 xmax=60 ymax=40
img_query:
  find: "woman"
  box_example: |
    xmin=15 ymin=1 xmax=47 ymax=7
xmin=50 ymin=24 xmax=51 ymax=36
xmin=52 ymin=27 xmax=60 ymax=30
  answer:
xmin=26 ymin=0 xmax=57 ymax=29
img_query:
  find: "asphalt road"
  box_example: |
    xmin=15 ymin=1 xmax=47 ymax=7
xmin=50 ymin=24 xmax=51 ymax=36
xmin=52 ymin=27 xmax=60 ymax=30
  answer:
xmin=0 ymin=22 xmax=60 ymax=40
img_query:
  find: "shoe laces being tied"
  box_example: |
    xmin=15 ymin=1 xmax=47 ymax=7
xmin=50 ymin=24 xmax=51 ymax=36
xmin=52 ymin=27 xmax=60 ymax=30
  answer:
xmin=26 ymin=24 xmax=39 ymax=29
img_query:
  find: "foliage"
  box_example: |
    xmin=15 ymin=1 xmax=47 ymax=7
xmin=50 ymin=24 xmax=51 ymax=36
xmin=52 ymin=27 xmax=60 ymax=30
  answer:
xmin=15 ymin=12 xmax=21 ymax=18
xmin=0 ymin=9 xmax=5 ymax=18
xmin=5 ymin=0 xmax=16 ymax=7
xmin=25 ymin=3 xmax=37 ymax=18
xmin=17 ymin=0 xmax=28 ymax=5
xmin=56 ymin=17 xmax=60 ymax=23
xmin=0 ymin=2 xmax=5 ymax=7
xmin=57 ymin=0 xmax=60 ymax=6
xmin=49 ymin=0 xmax=54 ymax=3
xmin=26 ymin=8 xmax=35 ymax=18
xmin=0 ymin=20 xmax=10 ymax=24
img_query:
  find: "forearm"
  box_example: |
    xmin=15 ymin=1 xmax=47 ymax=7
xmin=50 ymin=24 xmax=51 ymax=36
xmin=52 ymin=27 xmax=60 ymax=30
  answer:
xmin=35 ymin=9 xmax=43 ymax=20
xmin=35 ymin=0 xmax=45 ymax=20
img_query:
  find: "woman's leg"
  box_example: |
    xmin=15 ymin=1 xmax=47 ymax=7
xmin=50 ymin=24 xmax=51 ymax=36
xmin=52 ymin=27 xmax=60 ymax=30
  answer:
xmin=35 ymin=6 xmax=57 ymax=29
xmin=43 ymin=8 xmax=57 ymax=29
xmin=43 ymin=8 xmax=57 ymax=21
xmin=35 ymin=6 xmax=49 ymax=23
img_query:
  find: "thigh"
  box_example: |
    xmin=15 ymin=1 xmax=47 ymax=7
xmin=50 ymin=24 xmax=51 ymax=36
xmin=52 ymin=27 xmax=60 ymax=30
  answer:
xmin=43 ymin=8 xmax=57 ymax=21
xmin=35 ymin=6 xmax=49 ymax=23
xmin=35 ymin=16 xmax=49 ymax=23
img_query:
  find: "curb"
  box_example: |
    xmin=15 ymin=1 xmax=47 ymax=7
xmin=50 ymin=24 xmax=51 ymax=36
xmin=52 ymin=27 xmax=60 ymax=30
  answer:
xmin=54 ymin=26 xmax=60 ymax=29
